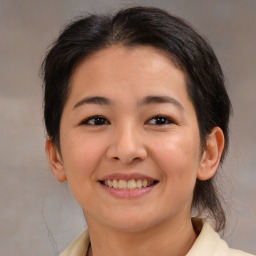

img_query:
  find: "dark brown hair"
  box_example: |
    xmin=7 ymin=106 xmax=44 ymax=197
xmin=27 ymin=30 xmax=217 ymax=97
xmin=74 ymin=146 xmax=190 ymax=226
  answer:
xmin=41 ymin=6 xmax=231 ymax=231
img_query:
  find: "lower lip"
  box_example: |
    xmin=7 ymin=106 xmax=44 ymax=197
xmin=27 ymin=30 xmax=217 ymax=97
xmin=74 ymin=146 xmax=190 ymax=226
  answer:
xmin=99 ymin=182 xmax=156 ymax=199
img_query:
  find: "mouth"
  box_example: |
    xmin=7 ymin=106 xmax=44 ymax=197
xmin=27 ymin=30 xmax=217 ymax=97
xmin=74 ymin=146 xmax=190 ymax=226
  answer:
xmin=98 ymin=173 xmax=159 ymax=198
xmin=100 ymin=179 xmax=158 ymax=190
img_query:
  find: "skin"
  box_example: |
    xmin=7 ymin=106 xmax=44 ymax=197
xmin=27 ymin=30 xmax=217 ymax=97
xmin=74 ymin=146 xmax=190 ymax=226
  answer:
xmin=46 ymin=45 xmax=224 ymax=256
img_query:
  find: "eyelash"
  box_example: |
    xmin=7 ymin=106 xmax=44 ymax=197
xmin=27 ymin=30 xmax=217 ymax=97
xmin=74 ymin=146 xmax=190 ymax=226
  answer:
xmin=80 ymin=115 xmax=175 ymax=126
xmin=80 ymin=115 xmax=110 ymax=126
xmin=146 ymin=115 xmax=175 ymax=125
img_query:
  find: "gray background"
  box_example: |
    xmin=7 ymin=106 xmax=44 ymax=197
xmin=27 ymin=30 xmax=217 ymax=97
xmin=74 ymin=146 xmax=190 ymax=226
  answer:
xmin=0 ymin=0 xmax=255 ymax=255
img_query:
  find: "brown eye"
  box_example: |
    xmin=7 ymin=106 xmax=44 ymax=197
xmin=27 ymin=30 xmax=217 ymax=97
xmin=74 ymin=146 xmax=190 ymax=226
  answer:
xmin=146 ymin=116 xmax=174 ymax=125
xmin=81 ymin=116 xmax=110 ymax=126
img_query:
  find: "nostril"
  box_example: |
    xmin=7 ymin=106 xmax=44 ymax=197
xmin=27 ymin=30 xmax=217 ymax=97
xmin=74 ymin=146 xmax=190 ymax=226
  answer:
xmin=106 ymin=137 xmax=147 ymax=163
xmin=110 ymin=154 xmax=144 ymax=164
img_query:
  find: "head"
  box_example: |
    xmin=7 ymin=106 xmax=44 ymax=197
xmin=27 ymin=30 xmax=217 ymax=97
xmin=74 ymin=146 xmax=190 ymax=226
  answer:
xmin=42 ymin=6 xmax=231 ymax=231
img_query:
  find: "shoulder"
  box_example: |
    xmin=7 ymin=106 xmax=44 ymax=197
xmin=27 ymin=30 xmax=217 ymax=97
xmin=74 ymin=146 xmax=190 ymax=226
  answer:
xmin=187 ymin=219 xmax=255 ymax=256
xmin=60 ymin=229 xmax=90 ymax=256
xmin=229 ymin=249 xmax=255 ymax=256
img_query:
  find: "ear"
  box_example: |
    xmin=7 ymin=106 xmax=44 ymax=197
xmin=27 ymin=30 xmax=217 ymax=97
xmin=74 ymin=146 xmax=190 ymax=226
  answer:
xmin=197 ymin=127 xmax=225 ymax=181
xmin=45 ymin=137 xmax=67 ymax=182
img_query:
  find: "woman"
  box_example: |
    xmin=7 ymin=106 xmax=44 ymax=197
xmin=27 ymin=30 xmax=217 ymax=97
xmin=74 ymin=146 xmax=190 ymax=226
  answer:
xmin=42 ymin=6 xmax=254 ymax=256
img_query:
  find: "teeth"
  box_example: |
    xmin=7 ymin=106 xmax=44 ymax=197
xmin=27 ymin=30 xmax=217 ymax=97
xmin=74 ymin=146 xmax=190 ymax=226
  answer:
xmin=127 ymin=179 xmax=136 ymax=190
xmin=103 ymin=179 xmax=155 ymax=190
xmin=112 ymin=180 xmax=118 ymax=189
xmin=118 ymin=180 xmax=127 ymax=189
xmin=107 ymin=180 xmax=113 ymax=187
xmin=136 ymin=179 xmax=142 ymax=188
xmin=142 ymin=179 xmax=148 ymax=188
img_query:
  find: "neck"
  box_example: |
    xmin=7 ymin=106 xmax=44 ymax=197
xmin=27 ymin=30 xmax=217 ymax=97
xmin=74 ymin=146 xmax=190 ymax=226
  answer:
xmin=86 ymin=216 xmax=197 ymax=256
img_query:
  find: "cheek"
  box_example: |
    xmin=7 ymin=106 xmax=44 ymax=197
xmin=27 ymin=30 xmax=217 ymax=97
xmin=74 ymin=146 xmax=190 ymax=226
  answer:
xmin=60 ymin=133 xmax=106 ymax=183
xmin=60 ymin=134 xmax=108 ymax=208
xmin=150 ymin=132 xmax=201 ymax=185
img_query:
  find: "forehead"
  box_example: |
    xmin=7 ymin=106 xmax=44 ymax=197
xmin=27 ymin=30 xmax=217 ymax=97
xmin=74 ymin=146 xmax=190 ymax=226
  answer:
xmin=69 ymin=45 xmax=188 ymax=98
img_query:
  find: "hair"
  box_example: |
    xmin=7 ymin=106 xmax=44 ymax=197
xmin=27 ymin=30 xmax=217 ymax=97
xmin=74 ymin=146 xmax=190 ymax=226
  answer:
xmin=41 ymin=6 xmax=231 ymax=231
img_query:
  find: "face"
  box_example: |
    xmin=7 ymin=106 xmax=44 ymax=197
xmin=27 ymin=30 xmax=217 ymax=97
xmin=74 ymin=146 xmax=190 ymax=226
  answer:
xmin=50 ymin=46 xmax=211 ymax=232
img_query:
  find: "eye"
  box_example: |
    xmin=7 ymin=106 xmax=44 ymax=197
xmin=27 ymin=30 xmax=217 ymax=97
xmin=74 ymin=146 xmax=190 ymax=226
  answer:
xmin=80 ymin=115 xmax=110 ymax=126
xmin=146 ymin=115 xmax=174 ymax=125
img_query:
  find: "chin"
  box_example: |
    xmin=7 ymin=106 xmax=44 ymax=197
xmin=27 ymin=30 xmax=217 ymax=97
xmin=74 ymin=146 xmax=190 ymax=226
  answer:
xmin=96 ymin=209 xmax=169 ymax=233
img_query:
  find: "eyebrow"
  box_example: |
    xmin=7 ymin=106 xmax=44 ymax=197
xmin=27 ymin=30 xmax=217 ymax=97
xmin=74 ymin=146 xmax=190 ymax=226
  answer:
xmin=73 ymin=96 xmax=113 ymax=109
xmin=138 ymin=95 xmax=184 ymax=111
xmin=73 ymin=95 xmax=184 ymax=111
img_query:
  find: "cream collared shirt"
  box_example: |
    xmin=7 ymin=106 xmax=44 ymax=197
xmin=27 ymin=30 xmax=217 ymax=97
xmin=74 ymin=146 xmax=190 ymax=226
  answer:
xmin=60 ymin=221 xmax=254 ymax=256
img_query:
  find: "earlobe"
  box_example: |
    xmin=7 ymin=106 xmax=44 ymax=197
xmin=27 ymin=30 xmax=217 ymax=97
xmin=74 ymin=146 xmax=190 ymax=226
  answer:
xmin=197 ymin=127 xmax=225 ymax=181
xmin=45 ymin=137 xmax=67 ymax=182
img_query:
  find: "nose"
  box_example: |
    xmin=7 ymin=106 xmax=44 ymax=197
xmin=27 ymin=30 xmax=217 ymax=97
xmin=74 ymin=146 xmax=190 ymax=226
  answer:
xmin=106 ymin=124 xmax=147 ymax=164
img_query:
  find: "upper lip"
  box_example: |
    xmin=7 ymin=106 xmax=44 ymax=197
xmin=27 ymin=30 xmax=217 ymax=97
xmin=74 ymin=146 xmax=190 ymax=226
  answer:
xmin=99 ymin=173 xmax=158 ymax=181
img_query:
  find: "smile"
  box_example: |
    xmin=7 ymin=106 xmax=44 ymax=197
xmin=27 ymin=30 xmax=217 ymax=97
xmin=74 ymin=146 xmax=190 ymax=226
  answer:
xmin=99 ymin=173 xmax=159 ymax=198
xmin=101 ymin=179 xmax=157 ymax=190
